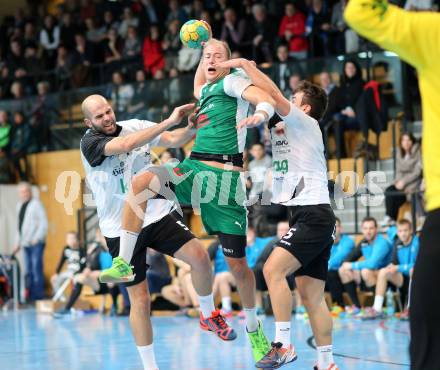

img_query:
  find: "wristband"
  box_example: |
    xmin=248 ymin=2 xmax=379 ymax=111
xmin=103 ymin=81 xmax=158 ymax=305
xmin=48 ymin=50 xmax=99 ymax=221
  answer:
xmin=254 ymin=112 xmax=266 ymax=124
xmin=256 ymin=102 xmax=275 ymax=120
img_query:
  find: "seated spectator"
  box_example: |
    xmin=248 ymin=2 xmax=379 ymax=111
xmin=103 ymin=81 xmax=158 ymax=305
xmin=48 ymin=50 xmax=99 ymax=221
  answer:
xmin=326 ymin=217 xmax=355 ymax=310
xmin=118 ymin=7 xmax=139 ymax=39
xmin=382 ymin=133 xmax=422 ymax=226
xmin=168 ymin=67 xmax=183 ymax=105
xmin=50 ymin=231 xmax=85 ymax=300
xmin=146 ymin=70 xmax=169 ymax=121
xmin=285 ymin=73 xmax=301 ymax=98
xmin=59 ymin=13 xmax=78 ymax=51
xmin=23 ymin=21 xmax=38 ymax=49
xmin=319 ymin=71 xmax=338 ymax=131
xmin=102 ymin=10 xmax=119 ymax=34
xmin=252 ymin=221 xmax=296 ymax=314
xmin=0 ymin=110 xmax=11 ymax=154
xmin=339 ymin=217 xmax=393 ymax=314
xmin=161 ymin=258 xmax=199 ymax=316
xmin=142 ymin=25 xmax=165 ymax=76
xmin=189 ymin=0 xmax=205 ymax=20
xmin=329 ymin=0 xmax=359 ymax=54
xmin=208 ymin=239 xmax=236 ymax=317
xmin=85 ymin=17 xmax=106 ymax=44
xmin=55 ymin=45 xmax=74 ymax=90
xmin=30 ymin=81 xmax=59 ymax=152
xmin=127 ymin=69 xmax=149 ymax=119
xmin=123 ymin=26 xmax=141 ymax=59
xmin=332 ymin=59 xmax=365 ymax=158
xmin=278 ymin=2 xmax=308 ymax=60
xmin=146 ymin=249 xmax=172 ymax=294
xmin=162 ymin=20 xmax=181 ymax=70
xmin=306 ymin=0 xmax=331 ymax=57
xmin=270 ymin=45 xmax=303 ymax=97
xmin=7 ymin=39 xmax=25 ymax=73
xmin=23 ymin=45 xmax=43 ymax=77
xmin=54 ymin=230 xmax=114 ymax=316
xmin=177 ymin=43 xmax=202 ymax=72
xmin=109 ymin=71 xmax=134 ymax=118
xmin=9 ymin=111 xmax=32 ymax=181
xmin=220 ymin=8 xmax=249 ymax=56
xmin=249 ymin=4 xmax=276 ymax=64
xmin=248 ymin=142 xmax=272 ymax=201
xmin=39 ymin=15 xmax=60 ymax=69
xmin=166 ymin=0 xmax=188 ymax=26
xmin=361 ymin=219 xmax=419 ymax=320
xmin=71 ymin=34 xmax=94 ymax=88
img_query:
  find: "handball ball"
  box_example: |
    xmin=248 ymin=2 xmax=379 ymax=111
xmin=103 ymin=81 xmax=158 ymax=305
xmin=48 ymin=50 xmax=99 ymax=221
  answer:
xmin=180 ymin=20 xmax=211 ymax=49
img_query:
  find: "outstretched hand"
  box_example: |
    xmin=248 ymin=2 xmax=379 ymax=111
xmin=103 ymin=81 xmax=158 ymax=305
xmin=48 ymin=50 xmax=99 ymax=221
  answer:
xmin=187 ymin=107 xmax=200 ymax=129
xmin=236 ymin=113 xmax=265 ymax=130
xmin=167 ymin=103 xmax=196 ymax=126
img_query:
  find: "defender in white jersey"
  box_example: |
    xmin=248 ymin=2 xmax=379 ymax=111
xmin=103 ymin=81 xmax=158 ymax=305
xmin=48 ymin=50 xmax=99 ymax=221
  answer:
xmin=214 ymin=60 xmax=338 ymax=370
xmin=79 ymin=95 xmax=236 ymax=370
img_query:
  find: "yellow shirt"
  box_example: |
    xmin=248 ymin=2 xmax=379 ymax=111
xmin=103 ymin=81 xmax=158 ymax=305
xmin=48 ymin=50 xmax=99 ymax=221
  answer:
xmin=344 ymin=0 xmax=440 ymax=211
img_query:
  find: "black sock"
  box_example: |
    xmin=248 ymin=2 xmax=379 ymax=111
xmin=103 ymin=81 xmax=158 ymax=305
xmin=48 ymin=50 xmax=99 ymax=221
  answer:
xmin=327 ymin=271 xmax=345 ymax=307
xmin=65 ymin=283 xmax=83 ymax=311
xmin=110 ymin=286 xmax=119 ymax=310
xmin=344 ymin=281 xmax=361 ymax=307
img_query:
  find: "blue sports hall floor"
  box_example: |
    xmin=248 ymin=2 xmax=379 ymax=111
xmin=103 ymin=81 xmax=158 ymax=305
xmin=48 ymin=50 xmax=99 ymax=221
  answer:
xmin=0 ymin=309 xmax=409 ymax=370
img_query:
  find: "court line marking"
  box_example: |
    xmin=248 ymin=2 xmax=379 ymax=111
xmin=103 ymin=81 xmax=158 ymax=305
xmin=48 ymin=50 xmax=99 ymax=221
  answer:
xmin=306 ymin=336 xmax=410 ymax=367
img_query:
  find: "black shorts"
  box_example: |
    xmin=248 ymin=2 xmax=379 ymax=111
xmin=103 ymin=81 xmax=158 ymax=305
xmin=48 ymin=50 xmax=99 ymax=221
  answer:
xmin=105 ymin=214 xmax=195 ymax=287
xmin=276 ymin=204 xmax=336 ymax=281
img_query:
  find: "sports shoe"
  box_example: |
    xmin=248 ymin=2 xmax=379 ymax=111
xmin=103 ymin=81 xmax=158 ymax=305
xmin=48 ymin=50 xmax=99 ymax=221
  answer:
xmin=248 ymin=320 xmax=271 ymax=362
xmin=330 ymin=305 xmax=344 ymax=318
xmin=361 ymin=307 xmax=385 ymax=321
xmin=399 ymin=309 xmax=410 ymax=321
xmin=313 ymin=363 xmax=339 ymax=370
xmin=99 ymin=256 xmax=135 ymax=283
xmin=255 ymin=342 xmax=297 ymax=369
xmin=52 ymin=308 xmax=71 ymax=318
xmin=344 ymin=305 xmax=361 ymax=316
xmin=200 ymin=309 xmax=237 ymax=341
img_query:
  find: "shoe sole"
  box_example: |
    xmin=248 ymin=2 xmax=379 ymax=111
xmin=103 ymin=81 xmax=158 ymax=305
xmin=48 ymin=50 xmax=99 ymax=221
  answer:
xmin=256 ymin=353 xmax=298 ymax=369
xmin=99 ymin=274 xmax=135 ymax=284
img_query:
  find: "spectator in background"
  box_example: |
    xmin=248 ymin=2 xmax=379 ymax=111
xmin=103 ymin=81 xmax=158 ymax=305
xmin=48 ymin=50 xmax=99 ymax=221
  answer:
xmin=50 ymin=231 xmax=85 ymax=299
xmin=189 ymin=0 xmax=205 ymax=20
xmin=382 ymin=133 xmax=422 ymax=226
xmin=200 ymin=9 xmax=221 ymax=39
xmin=306 ymin=0 xmax=331 ymax=57
xmin=270 ymin=45 xmax=302 ymax=97
xmin=119 ymin=7 xmax=140 ymax=39
xmin=147 ymin=69 xmax=169 ymax=121
xmin=166 ymin=0 xmax=188 ymax=26
xmin=127 ymin=69 xmax=149 ymax=119
xmin=330 ymin=0 xmax=359 ymax=54
xmin=278 ymin=3 xmax=308 ymax=60
xmin=162 ymin=20 xmax=181 ymax=70
xmin=326 ymin=217 xmax=355 ymax=311
xmin=39 ymin=15 xmax=60 ymax=69
xmin=13 ymin=182 xmax=48 ymax=301
xmin=339 ymin=217 xmax=392 ymax=314
xmin=30 ymin=81 xmax=58 ymax=152
xmin=109 ymin=71 xmax=134 ymax=118
xmin=362 ymin=219 xmax=419 ymax=320
xmin=123 ymin=26 xmax=141 ymax=59
xmin=404 ymin=0 xmax=434 ymax=10
xmin=220 ymin=8 xmax=249 ymax=56
xmin=59 ymin=13 xmax=79 ymax=51
xmin=102 ymin=10 xmax=119 ymax=33
xmin=168 ymin=67 xmax=183 ymax=105
xmin=7 ymin=39 xmax=25 ymax=73
xmin=142 ymin=25 xmax=165 ymax=76
xmin=0 ymin=110 xmax=11 ymax=154
xmin=85 ymin=17 xmax=106 ymax=44
xmin=249 ymin=4 xmax=276 ymax=64
xmin=146 ymin=249 xmax=172 ymax=294
xmin=319 ymin=71 xmax=339 ymax=131
xmin=9 ymin=111 xmax=32 ymax=180
xmin=103 ymin=28 xmax=123 ymax=78
xmin=23 ymin=21 xmax=38 ymax=49
xmin=24 ymin=45 xmax=43 ymax=77
xmin=248 ymin=142 xmax=272 ymax=202
xmin=285 ymin=73 xmax=301 ymax=98
xmin=79 ymin=0 xmax=96 ymax=22
xmin=332 ymin=59 xmax=365 ymax=158
xmin=71 ymin=34 xmax=94 ymax=88
xmin=55 ymin=45 xmax=74 ymax=90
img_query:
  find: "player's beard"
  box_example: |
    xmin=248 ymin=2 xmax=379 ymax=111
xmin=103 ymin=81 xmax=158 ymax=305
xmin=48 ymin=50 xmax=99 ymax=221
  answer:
xmin=92 ymin=120 xmax=116 ymax=135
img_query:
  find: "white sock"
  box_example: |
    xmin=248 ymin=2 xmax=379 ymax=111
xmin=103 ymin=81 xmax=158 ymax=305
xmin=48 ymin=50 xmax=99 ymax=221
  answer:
xmin=221 ymin=296 xmax=232 ymax=311
xmin=119 ymin=230 xmax=139 ymax=264
xmin=137 ymin=344 xmax=158 ymax=370
xmin=244 ymin=307 xmax=259 ymax=332
xmin=274 ymin=321 xmax=291 ymax=348
xmin=198 ymin=293 xmax=216 ymax=318
xmin=373 ymin=295 xmax=384 ymax=313
xmin=317 ymin=345 xmax=334 ymax=369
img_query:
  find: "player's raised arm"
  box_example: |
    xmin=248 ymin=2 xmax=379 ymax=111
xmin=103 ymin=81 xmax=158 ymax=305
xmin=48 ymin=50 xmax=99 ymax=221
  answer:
xmin=193 ymin=58 xmax=206 ymax=100
xmin=103 ymin=103 xmax=195 ymax=155
xmin=158 ymin=107 xmax=198 ymax=148
xmin=344 ymin=0 xmax=440 ymax=69
xmin=214 ymin=58 xmax=290 ymax=117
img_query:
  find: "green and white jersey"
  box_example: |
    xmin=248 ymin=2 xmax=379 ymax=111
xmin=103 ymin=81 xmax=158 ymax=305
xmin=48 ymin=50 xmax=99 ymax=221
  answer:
xmin=271 ymin=102 xmax=330 ymax=206
xmin=192 ymin=68 xmax=252 ymax=155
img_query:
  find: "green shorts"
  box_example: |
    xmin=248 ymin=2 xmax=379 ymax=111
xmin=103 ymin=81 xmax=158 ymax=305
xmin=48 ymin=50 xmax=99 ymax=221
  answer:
xmin=166 ymin=158 xmax=247 ymax=236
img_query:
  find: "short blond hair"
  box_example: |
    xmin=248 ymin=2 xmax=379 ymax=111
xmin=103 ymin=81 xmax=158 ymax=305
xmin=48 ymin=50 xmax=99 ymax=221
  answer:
xmin=203 ymin=38 xmax=231 ymax=59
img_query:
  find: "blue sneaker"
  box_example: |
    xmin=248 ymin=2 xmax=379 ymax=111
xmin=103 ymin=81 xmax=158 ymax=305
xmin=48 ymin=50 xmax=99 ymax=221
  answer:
xmin=255 ymin=342 xmax=297 ymax=369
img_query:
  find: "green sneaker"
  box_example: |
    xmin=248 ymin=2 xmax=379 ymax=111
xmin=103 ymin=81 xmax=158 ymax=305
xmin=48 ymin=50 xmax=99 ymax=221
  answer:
xmin=247 ymin=320 xmax=271 ymax=362
xmin=99 ymin=257 xmax=135 ymax=283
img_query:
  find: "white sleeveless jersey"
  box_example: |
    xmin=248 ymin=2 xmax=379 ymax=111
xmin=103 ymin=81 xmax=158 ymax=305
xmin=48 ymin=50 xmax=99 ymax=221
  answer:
xmin=271 ymin=102 xmax=330 ymax=206
xmin=80 ymin=119 xmax=173 ymax=238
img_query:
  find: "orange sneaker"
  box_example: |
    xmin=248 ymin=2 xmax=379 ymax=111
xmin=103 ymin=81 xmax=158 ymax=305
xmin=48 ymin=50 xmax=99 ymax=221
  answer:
xmin=200 ymin=309 xmax=237 ymax=341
